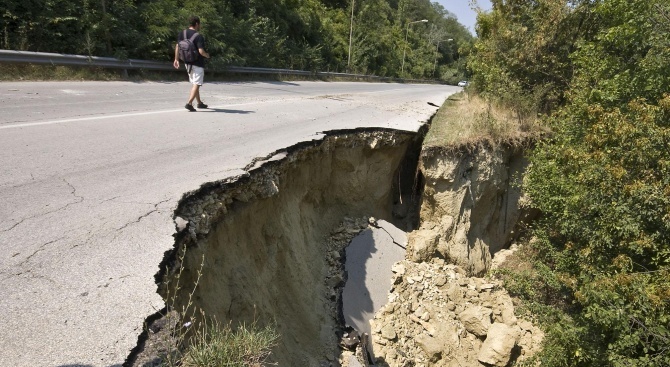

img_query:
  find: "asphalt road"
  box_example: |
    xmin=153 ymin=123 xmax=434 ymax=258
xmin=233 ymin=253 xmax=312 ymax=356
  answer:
xmin=0 ymin=80 xmax=458 ymax=366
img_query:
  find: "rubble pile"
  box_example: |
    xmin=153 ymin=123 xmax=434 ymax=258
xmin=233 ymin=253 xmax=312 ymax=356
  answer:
xmin=345 ymin=258 xmax=543 ymax=367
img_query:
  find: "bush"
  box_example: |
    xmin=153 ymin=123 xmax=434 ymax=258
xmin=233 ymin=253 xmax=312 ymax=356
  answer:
xmin=480 ymin=0 xmax=670 ymax=365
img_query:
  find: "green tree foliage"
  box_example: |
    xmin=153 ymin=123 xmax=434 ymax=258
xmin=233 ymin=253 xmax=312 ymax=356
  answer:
xmin=1 ymin=0 xmax=146 ymax=58
xmin=483 ymin=0 xmax=670 ymax=365
xmin=349 ymin=0 xmax=399 ymax=75
xmin=1 ymin=0 xmax=473 ymax=79
xmin=470 ymin=0 xmax=601 ymax=113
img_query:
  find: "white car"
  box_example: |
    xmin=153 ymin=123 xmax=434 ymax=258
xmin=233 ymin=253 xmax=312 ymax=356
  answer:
xmin=457 ymin=80 xmax=468 ymax=87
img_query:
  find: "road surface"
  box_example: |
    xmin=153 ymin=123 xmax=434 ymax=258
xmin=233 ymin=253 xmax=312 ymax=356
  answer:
xmin=0 ymin=80 xmax=458 ymax=366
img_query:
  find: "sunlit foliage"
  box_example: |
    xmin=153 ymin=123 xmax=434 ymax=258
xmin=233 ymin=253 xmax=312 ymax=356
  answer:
xmin=475 ymin=0 xmax=670 ymax=365
xmin=0 ymin=0 xmax=474 ymax=79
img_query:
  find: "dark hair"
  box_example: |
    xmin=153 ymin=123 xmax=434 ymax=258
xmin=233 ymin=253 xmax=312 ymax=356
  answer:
xmin=188 ymin=16 xmax=200 ymax=27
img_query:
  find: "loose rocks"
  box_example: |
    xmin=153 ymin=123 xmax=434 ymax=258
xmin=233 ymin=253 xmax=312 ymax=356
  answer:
xmin=361 ymin=259 xmax=543 ymax=367
xmin=478 ymin=323 xmax=520 ymax=367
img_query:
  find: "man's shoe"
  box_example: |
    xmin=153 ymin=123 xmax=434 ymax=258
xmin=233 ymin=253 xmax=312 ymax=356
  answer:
xmin=185 ymin=103 xmax=196 ymax=112
xmin=197 ymin=102 xmax=208 ymax=109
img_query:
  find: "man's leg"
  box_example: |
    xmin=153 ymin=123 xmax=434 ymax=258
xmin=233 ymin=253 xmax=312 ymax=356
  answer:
xmin=186 ymin=66 xmax=206 ymax=110
xmin=192 ymin=67 xmax=206 ymax=107
xmin=188 ymin=84 xmax=200 ymax=105
xmin=194 ymin=88 xmax=208 ymax=108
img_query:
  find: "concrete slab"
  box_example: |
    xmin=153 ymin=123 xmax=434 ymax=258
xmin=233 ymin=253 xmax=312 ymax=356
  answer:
xmin=342 ymin=219 xmax=407 ymax=336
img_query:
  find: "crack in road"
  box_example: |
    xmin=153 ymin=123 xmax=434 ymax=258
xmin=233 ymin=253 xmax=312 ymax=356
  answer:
xmin=115 ymin=199 xmax=171 ymax=232
xmin=13 ymin=269 xmax=58 ymax=284
xmin=116 ymin=210 xmax=159 ymax=232
xmin=0 ymin=173 xmax=38 ymax=190
xmin=17 ymin=236 xmax=67 ymax=267
xmin=243 ymin=152 xmax=281 ymax=171
xmin=70 ymin=229 xmax=97 ymax=250
xmin=99 ymin=195 xmax=123 ymax=204
xmin=1 ymin=178 xmax=85 ymax=233
xmin=63 ymin=178 xmax=84 ymax=202
xmin=370 ymin=222 xmax=407 ymax=250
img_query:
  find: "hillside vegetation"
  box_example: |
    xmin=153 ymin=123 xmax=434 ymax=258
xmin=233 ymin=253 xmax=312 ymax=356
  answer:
xmin=1 ymin=0 xmax=473 ymax=81
xmin=471 ymin=0 xmax=670 ymax=365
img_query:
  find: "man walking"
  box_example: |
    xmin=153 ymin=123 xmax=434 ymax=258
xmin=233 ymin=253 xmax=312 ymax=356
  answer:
xmin=173 ymin=16 xmax=210 ymax=112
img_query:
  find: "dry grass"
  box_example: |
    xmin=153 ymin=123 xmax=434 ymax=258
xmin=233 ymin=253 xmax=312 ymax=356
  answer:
xmin=424 ymin=92 xmax=548 ymax=149
xmin=0 ymin=64 xmax=404 ymax=84
xmin=0 ymin=64 xmax=132 ymax=81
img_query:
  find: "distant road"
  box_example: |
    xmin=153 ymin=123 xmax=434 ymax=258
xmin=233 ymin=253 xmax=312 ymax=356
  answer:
xmin=0 ymin=80 xmax=458 ymax=366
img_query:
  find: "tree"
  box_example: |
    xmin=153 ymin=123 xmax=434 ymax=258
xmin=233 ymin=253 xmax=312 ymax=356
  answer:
xmin=470 ymin=0 xmax=599 ymax=113
xmin=521 ymin=0 xmax=670 ymax=365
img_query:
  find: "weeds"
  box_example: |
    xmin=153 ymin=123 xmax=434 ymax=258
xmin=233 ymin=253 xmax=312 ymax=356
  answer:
xmin=156 ymin=245 xmax=205 ymax=367
xmin=1 ymin=64 xmax=127 ymax=81
xmin=182 ymin=315 xmax=280 ymax=367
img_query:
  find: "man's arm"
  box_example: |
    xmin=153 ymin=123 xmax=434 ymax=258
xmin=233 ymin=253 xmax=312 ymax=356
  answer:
xmin=196 ymin=35 xmax=209 ymax=59
xmin=173 ymin=44 xmax=180 ymax=69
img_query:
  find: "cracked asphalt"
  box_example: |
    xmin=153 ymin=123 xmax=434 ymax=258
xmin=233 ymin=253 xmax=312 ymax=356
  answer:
xmin=0 ymin=80 xmax=458 ymax=366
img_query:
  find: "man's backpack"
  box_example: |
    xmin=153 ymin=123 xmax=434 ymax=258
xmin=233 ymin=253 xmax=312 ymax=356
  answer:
xmin=178 ymin=30 xmax=200 ymax=64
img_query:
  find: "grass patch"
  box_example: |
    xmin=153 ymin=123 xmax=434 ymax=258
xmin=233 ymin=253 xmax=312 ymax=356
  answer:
xmin=0 ymin=63 xmax=285 ymax=83
xmin=1 ymin=64 xmax=130 ymax=82
xmin=182 ymin=318 xmax=280 ymax=367
xmin=0 ymin=63 xmax=194 ymax=82
xmin=424 ymin=92 xmax=548 ymax=149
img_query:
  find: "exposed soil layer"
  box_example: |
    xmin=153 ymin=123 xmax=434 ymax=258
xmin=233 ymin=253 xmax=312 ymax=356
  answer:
xmin=129 ymin=129 xmax=424 ymax=366
xmin=127 ymin=130 xmax=542 ymax=367
xmin=409 ymin=144 xmax=535 ymax=276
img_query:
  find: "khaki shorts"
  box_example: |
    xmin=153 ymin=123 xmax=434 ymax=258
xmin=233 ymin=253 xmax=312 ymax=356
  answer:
xmin=187 ymin=65 xmax=205 ymax=86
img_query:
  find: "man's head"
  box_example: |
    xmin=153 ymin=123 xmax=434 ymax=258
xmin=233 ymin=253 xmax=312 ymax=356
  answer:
xmin=188 ymin=16 xmax=201 ymax=29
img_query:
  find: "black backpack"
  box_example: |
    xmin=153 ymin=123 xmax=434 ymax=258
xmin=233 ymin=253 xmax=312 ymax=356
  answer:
xmin=178 ymin=30 xmax=200 ymax=63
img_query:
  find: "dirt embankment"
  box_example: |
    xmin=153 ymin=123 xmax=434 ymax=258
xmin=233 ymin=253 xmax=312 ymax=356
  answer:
xmin=129 ymin=130 xmax=542 ymax=367
xmin=408 ymin=144 xmax=533 ymax=276
xmin=146 ymin=129 xmax=424 ymax=366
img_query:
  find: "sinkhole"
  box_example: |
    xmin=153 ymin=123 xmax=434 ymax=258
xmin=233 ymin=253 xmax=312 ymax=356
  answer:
xmin=127 ymin=127 xmax=533 ymax=367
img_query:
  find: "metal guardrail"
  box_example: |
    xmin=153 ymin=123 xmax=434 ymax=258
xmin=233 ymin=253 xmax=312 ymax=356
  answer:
xmin=0 ymin=49 xmax=175 ymax=71
xmin=0 ymin=49 xmax=419 ymax=82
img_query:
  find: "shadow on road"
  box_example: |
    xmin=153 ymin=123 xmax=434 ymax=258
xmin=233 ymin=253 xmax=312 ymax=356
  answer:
xmin=227 ymin=80 xmax=301 ymax=87
xmin=202 ymin=108 xmax=255 ymax=114
xmin=223 ymin=80 xmax=305 ymax=94
xmin=343 ymin=229 xmax=376 ymax=335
